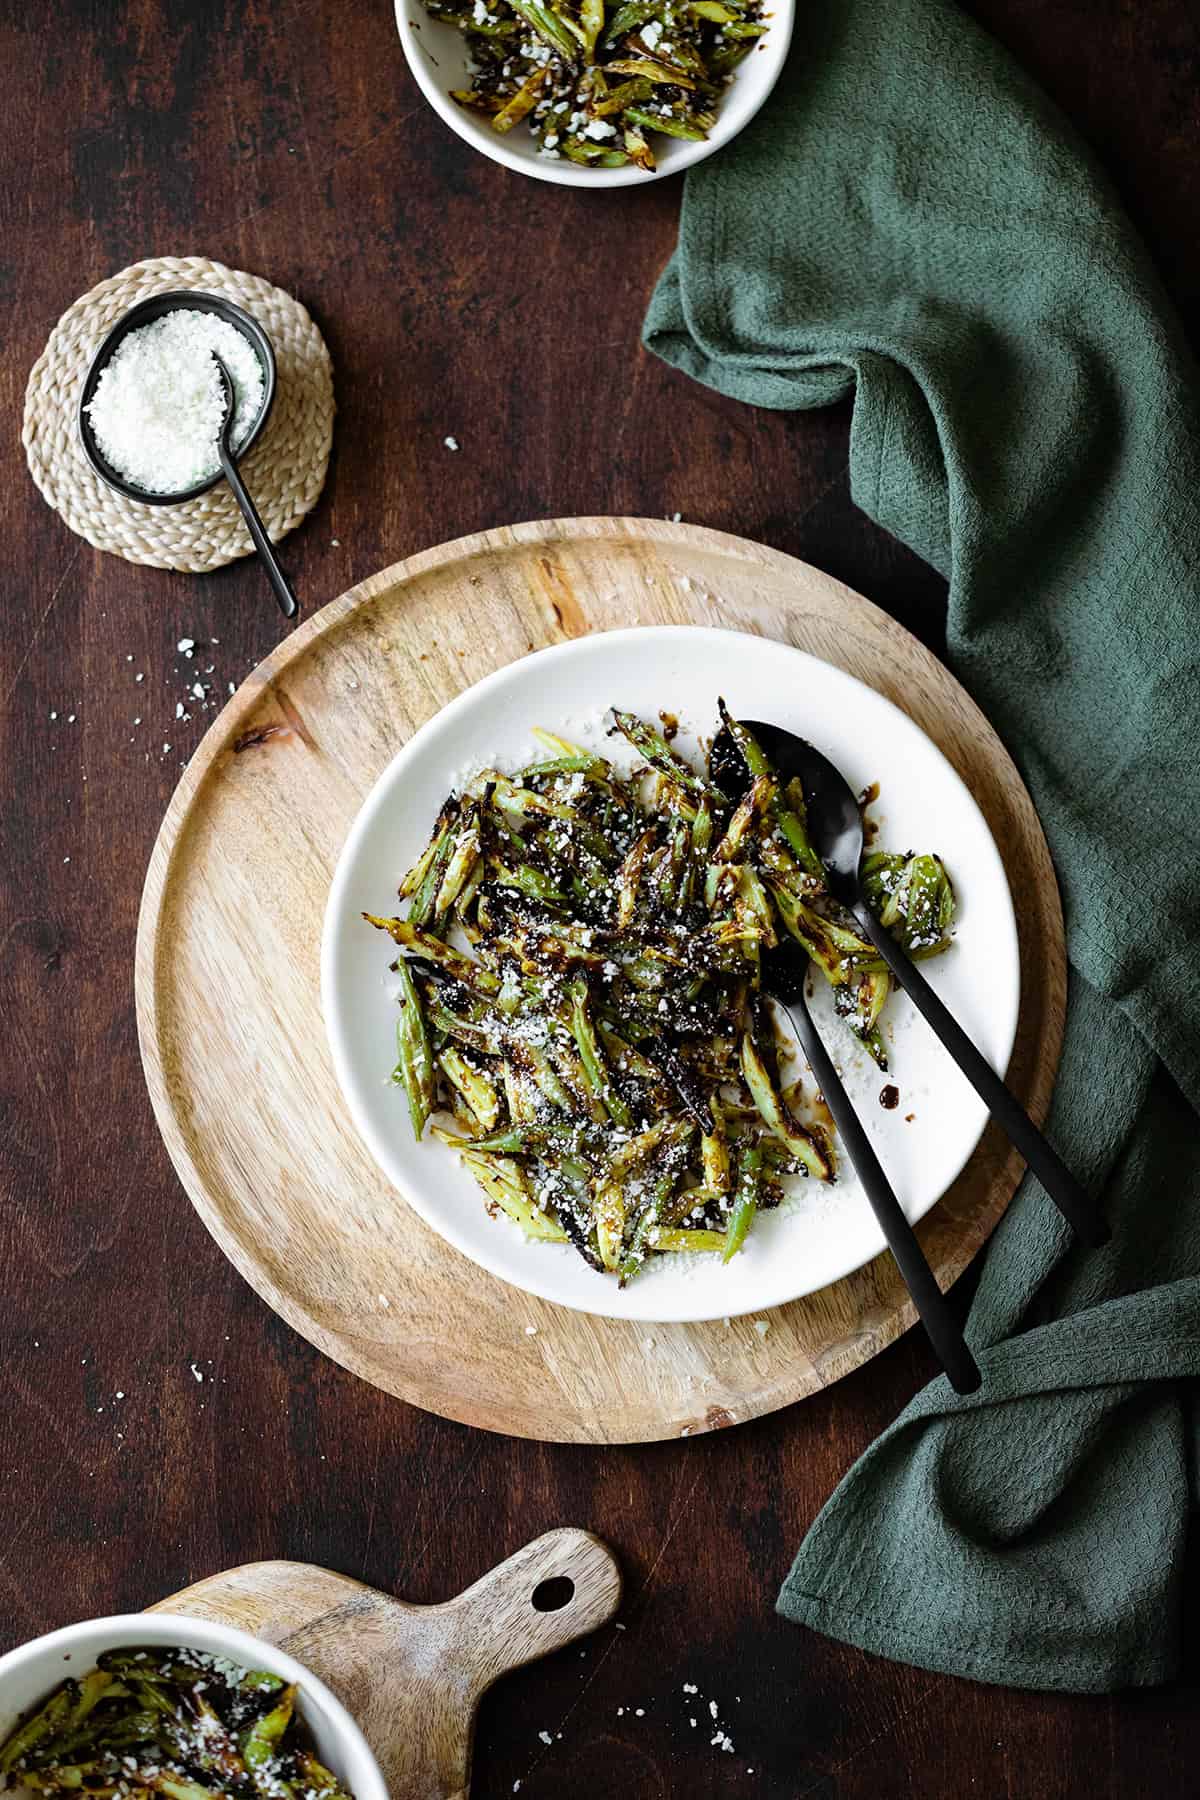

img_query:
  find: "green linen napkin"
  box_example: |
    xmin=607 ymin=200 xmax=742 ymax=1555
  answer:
xmin=644 ymin=0 xmax=1200 ymax=1691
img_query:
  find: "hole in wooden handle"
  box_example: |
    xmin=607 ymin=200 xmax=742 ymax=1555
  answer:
xmin=530 ymin=1576 xmax=575 ymax=1613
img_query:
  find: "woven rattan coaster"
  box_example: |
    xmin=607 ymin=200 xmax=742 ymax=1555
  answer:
xmin=23 ymin=255 xmax=335 ymax=574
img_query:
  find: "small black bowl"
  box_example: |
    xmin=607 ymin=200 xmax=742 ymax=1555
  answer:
xmin=77 ymin=290 xmax=276 ymax=505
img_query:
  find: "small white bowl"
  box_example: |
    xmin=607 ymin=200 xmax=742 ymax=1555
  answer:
xmin=0 ymin=1613 xmax=387 ymax=1800
xmin=394 ymin=0 xmax=794 ymax=187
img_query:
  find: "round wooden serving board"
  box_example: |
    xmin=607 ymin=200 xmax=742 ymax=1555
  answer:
xmin=149 ymin=1526 xmax=622 ymax=1799
xmin=135 ymin=517 xmax=1065 ymax=1443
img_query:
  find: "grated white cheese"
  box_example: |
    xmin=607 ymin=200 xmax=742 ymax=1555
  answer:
xmin=86 ymin=311 xmax=265 ymax=496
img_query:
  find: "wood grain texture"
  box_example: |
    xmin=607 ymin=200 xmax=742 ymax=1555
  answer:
xmin=2 ymin=2 xmax=1198 ymax=1796
xmin=134 ymin=519 xmax=1065 ymax=1443
xmin=149 ymin=1530 xmax=622 ymax=1798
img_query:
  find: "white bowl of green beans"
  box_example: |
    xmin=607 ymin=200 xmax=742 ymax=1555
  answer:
xmin=0 ymin=1614 xmax=387 ymax=1800
xmin=394 ymin=0 xmax=794 ymax=185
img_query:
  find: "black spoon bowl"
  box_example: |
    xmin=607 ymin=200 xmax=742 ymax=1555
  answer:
xmin=713 ymin=716 xmax=1108 ymax=1249
xmin=710 ymin=725 xmax=981 ymax=1393
xmin=78 ymin=290 xmax=276 ymax=504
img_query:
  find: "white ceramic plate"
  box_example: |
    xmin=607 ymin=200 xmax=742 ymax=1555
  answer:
xmin=322 ymin=626 xmax=1020 ymax=1323
xmin=393 ymin=0 xmax=794 ymax=189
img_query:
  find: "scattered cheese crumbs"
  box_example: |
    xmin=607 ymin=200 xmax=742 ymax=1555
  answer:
xmin=635 ymin=1708 xmax=645 ymax=1717
xmin=614 ymin=1622 xmax=626 ymax=1630
xmin=191 ymin=682 xmax=206 ymax=700
xmin=189 ymin=1364 xmax=204 ymax=1383
xmin=116 ymin=1391 xmax=125 ymax=1399
xmin=444 ymin=436 xmax=460 ymax=451
xmin=709 ymin=1701 xmax=718 ymax=1719
xmin=689 ymin=1717 xmax=697 ymax=1728
xmin=753 ymin=1319 xmax=770 ymax=1337
xmin=135 ymin=672 xmax=145 ymax=682
xmin=331 ymin=537 xmax=340 ymax=546
xmin=162 ymin=743 xmax=171 ymax=754
xmin=538 ymin=1729 xmax=553 ymax=1745
xmin=680 ymin=1425 xmax=691 ymax=1436
xmin=683 ymin=1684 xmax=698 ymax=1694
xmin=712 ymin=1732 xmax=735 ymax=1752
xmin=524 ymin=1323 xmax=538 ymax=1336
xmin=583 ymin=118 xmax=616 ymax=140
xmin=671 ymin=511 xmax=682 ymax=522
xmin=63 ymin=856 xmax=70 ymax=864
xmin=228 ymin=682 xmax=236 ymax=694
xmin=379 ymin=1294 xmax=391 ymax=1307
xmin=67 ymin=713 xmax=76 ymax=723
xmin=176 ymin=702 xmax=186 ymax=718
xmin=178 ymin=638 xmax=195 ymax=652
xmin=50 ymin=710 xmax=58 ymax=720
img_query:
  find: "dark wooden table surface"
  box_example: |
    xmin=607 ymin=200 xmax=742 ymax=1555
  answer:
xmin=2 ymin=2 xmax=1197 ymax=1794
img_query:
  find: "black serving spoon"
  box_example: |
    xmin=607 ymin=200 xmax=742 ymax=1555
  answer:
xmin=213 ymin=356 xmax=298 ymax=620
xmin=713 ymin=719 xmax=1108 ymax=1249
xmin=711 ymin=734 xmax=981 ymax=1393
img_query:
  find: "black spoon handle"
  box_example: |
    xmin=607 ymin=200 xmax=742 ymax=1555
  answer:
xmin=218 ymin=446 xmax=299 ymax=620
xmin=852 ymin=902 xmax=1108 ymax=1248
xmin=782 ymin=994 xmax=981 ymax=1395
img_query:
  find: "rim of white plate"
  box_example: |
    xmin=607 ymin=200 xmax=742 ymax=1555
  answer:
xmin=321 ymin=625 xmax=1020 ymax=1322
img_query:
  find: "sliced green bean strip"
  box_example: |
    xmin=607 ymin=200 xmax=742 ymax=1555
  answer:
xmin=0 ymin=1685 xmax=74 ymax=1772
xmin=605 ymin=58 xmax=698 ymax=88
xmin=439 ymin=1046 xmax=500 ymax=1129
xmin=492 ymin=65 xmax=547 ymax=131
xmin=622 ymin=106 xmax=708 ymax=139
xmin=655 ymin=1227 xmax=727 ymax=1254
xmin=509 ymin=0 xmax=579 ymax=55
xmin=601 ymin=0 xmax=658 ymax=43
xmin=611 ymin=708 xmax=712 ymax=799
xmin=568 ymin=980 xmax=634 ymax=1126
xmin=723 ymin=1141 xmax=763 ymax=1261
xmin=740 ymin=1030 xmax=833 ymax=1179
xmin=391 ymin=960 xmax=435 ymax=1140
xmin=242 ymin=1683 xmax=295 ymax=1769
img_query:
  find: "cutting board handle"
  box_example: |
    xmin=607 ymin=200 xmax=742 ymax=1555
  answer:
xmin=442 ymin=1527 xmax=622 ymax=1693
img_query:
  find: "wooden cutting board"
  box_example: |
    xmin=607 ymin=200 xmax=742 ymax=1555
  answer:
xmin=149 ymin=1527 xmax=622 ymax=1799
xmin=134 ymin=517 xmax=1065 ymax=1442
